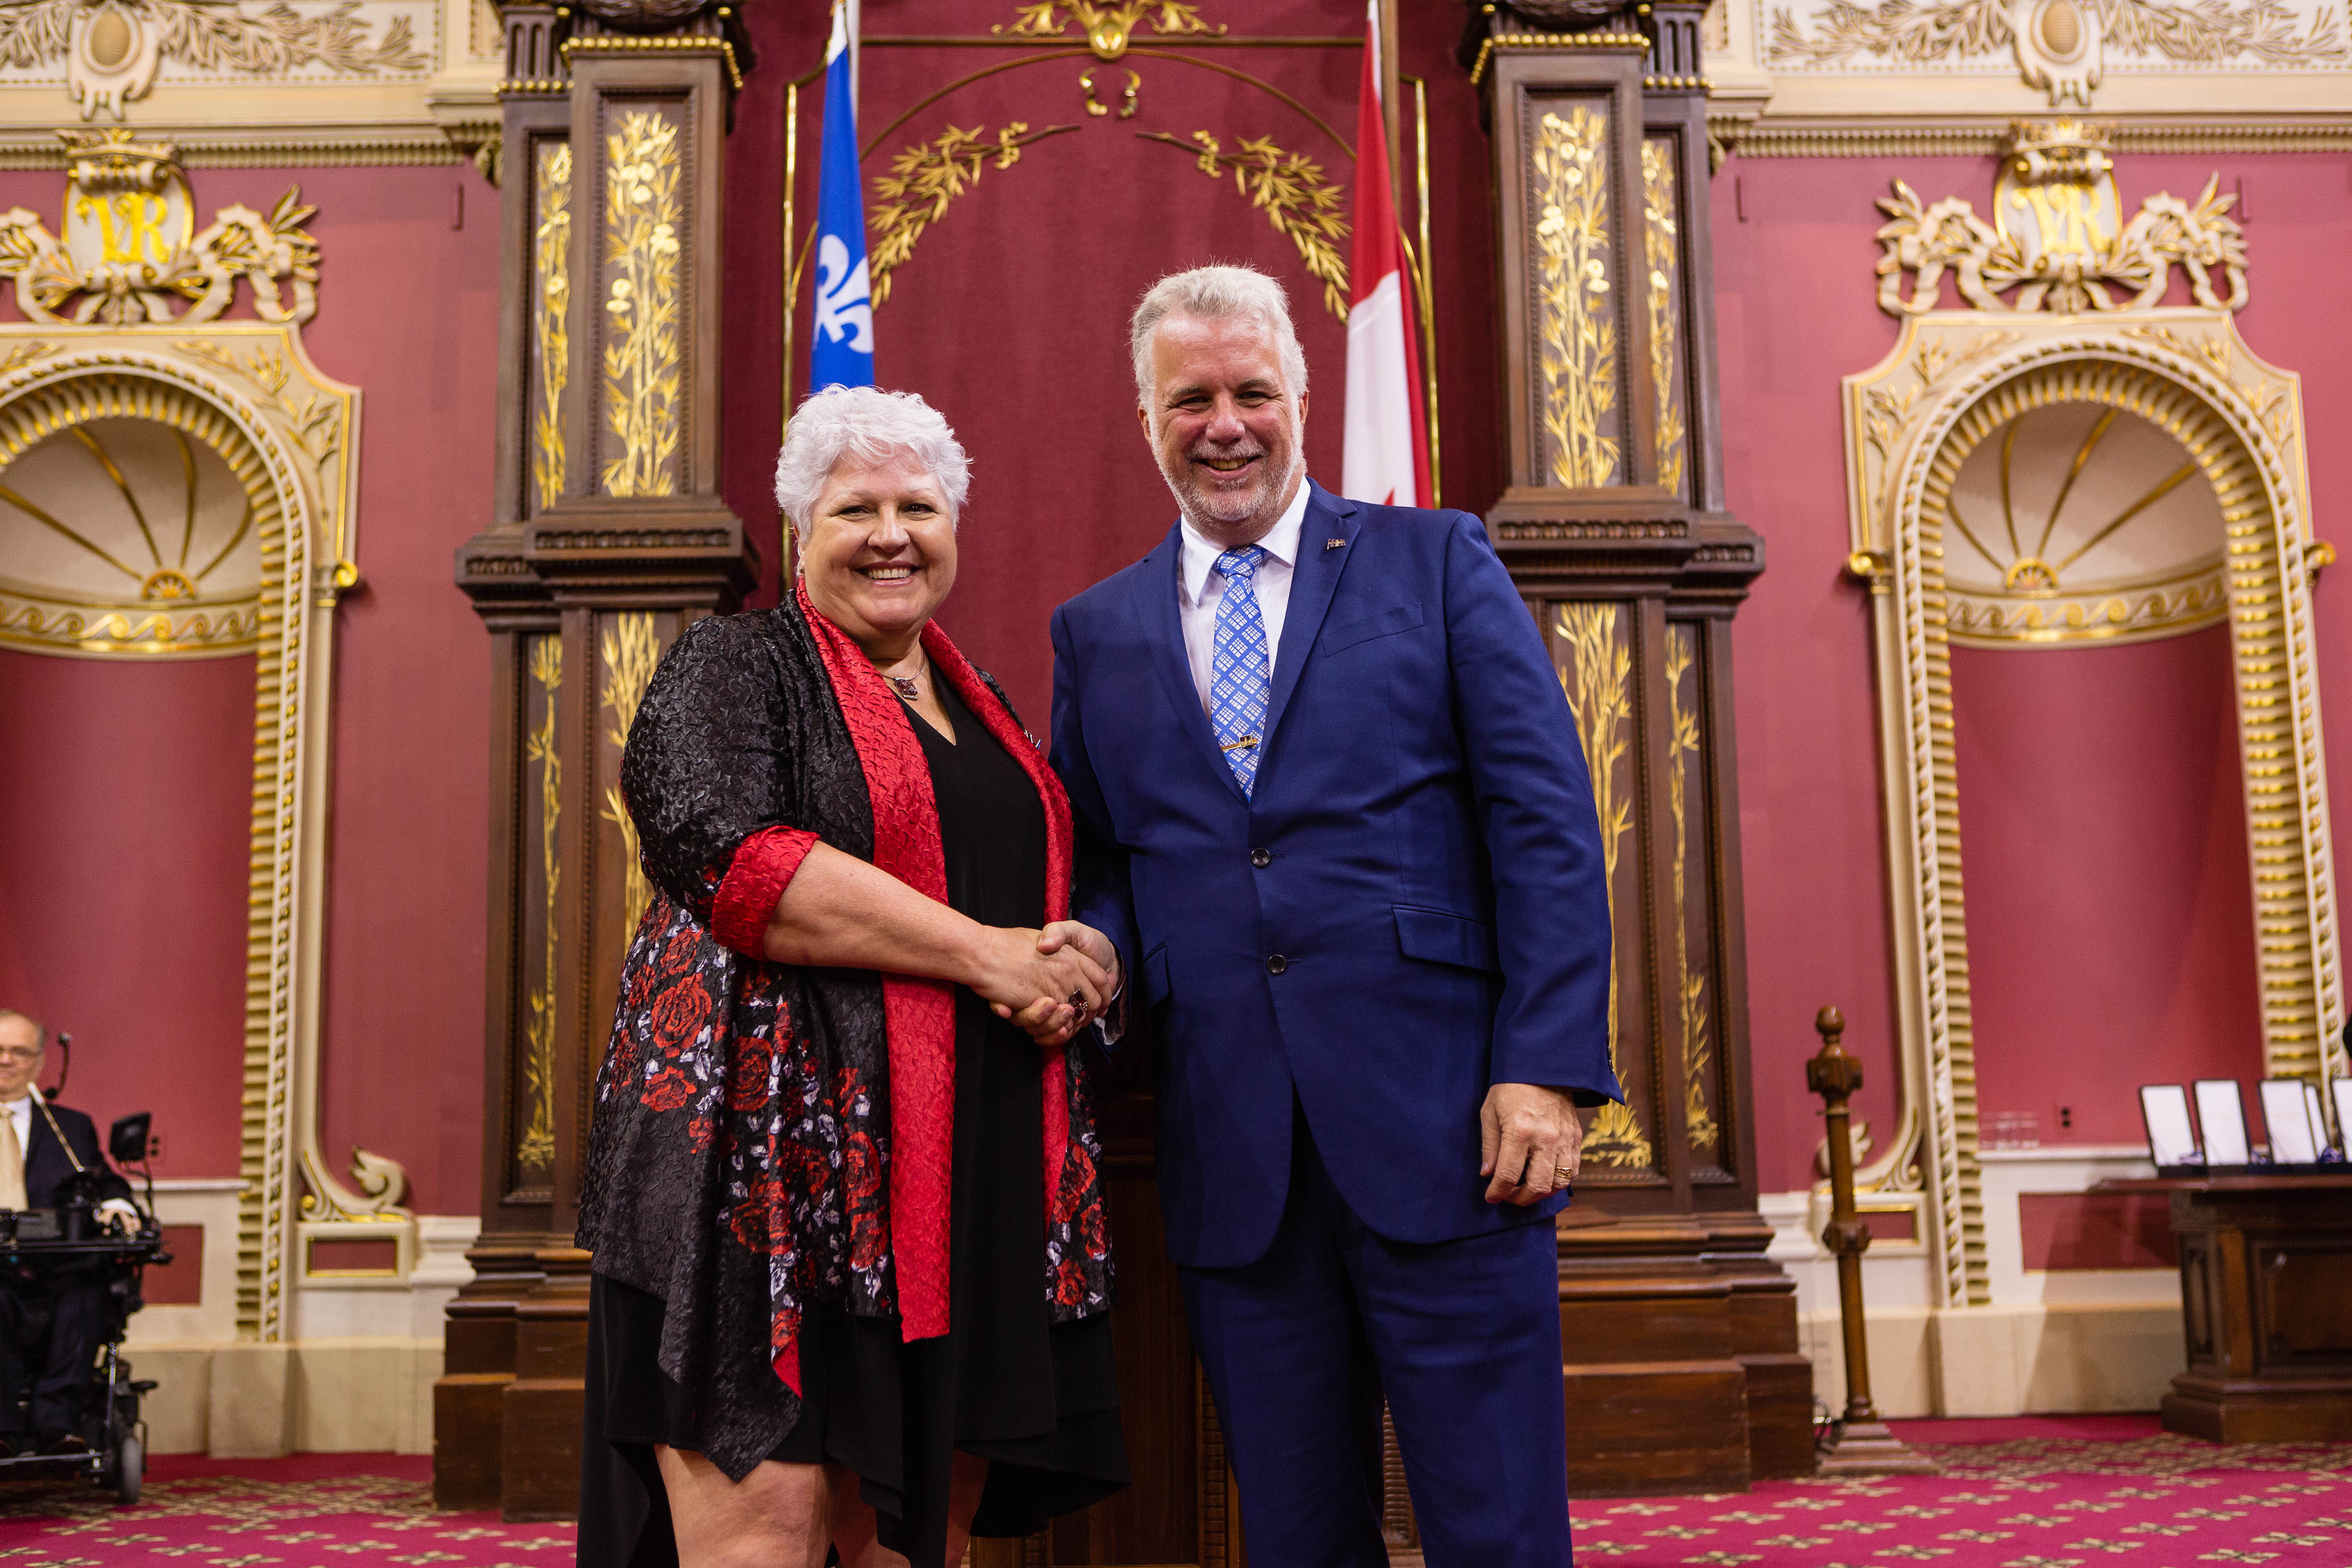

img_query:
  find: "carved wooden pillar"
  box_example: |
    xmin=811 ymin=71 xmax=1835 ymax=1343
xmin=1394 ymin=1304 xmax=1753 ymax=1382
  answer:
xmin=1470 ymin=2 xmax=1812 ymax=1494
xmin=441 ymin=0 xmax=754 ymax=1520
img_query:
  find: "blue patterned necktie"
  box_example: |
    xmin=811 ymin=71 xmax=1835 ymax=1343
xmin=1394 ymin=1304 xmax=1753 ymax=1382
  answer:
xmin=1209 ymin=545 xmax=1272 ymax=797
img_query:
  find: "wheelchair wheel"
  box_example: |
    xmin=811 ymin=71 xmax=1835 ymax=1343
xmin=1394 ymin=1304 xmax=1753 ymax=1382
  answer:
xmin=114 ymin=1432 xmax=141 ymax=1505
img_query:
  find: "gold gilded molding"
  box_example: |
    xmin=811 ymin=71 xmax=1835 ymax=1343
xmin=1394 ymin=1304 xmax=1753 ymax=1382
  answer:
xmin=1666 ymin=624 xmax=1716 ymax=1156
xmin=532 ymin=141 xmax=571 ymax=510
xmin=0 ymin=131 xmax=321 ymax=327
xmin=1641 ymin=136 xmax=1687 ymax=499
xmin=0 ymin=329 xmax=364 ymax=1333
xmin=518 ymin=633 xmax=561 ymax=1180
xmin=599 ymin=109 xmax=682 ymax=499
xmin=1533 ymin=106 xmax=1620 ymax=489
xmin=600 ymin=613 xmax=658 ymax=946
xmin=1468 ymin=32 xmax=1649 ymax=87
xmin=1877 ymin=121 xmax=2247 ymax=316
xmin=1557 ymin=601 xmax=1652 ymax=1171
xmin=869 ymin=122 xmax=1079 ymax=309
xmin=993 ymin=1 xmax=1226 ymax=58
xmin=1846 ymin=310 xmax=2341 ymax=1301
xmin=1140 ymin=130 xmax=1349 ymax=320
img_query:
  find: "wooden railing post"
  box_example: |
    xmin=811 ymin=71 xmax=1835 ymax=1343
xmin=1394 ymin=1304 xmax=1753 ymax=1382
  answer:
xmin=1809 ymin=1006 xmax=1939 ymax=1475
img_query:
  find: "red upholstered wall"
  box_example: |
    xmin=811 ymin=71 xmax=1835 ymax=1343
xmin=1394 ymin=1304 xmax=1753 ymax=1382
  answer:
xmin=0 ymin=163 xmax=500 ymax=1212
xmin=0 ymin=650 xmax=253 ymax=1176
xmin=1712 ymin=151 xmax=2352 ymax=1189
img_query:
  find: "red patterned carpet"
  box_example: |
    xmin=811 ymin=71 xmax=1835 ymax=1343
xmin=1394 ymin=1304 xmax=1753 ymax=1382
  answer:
xmin=0 ymin=1417 xmax=2347 ymax=1566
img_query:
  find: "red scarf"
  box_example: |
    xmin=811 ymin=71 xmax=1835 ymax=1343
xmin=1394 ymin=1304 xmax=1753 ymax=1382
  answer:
xmin=764 ymin=583 xmax=1074 ymax=1343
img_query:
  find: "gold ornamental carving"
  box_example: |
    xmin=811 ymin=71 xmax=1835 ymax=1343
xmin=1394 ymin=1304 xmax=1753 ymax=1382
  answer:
xmin=1532 ymin=107 xmax=1620 ymax=490
xmin=1142 ymin=130 xmax=1350 ymax=321
xmin=869 ymin=122 xmax=1078 ymax=310
xmin=993 ymin=1 xmax=1226 ymax=58
xmin=1842 ymin=142 xmax=2340 ymax=1305
xmin=518 ymin=633 xmax=560 ymax=1180
xmin=1557 ymin=601 xmax=1652 ymax=1171
xmin=0 ymin=0 xmax=428 ymax=120
xmin=600 ymin=109 xmax=682 ymax=499
xmin=1768 ymin=0 xmax=2343 ymax=106
xmin=1665 ymin=624 xmax=1716 ymax=1156
xmin=1640 ymin=137 xmax=1687 ymax=499
xmin=532 ymin=141 xmax=571 ymax=510
xmin=1876 ymin=121 xmax=2247 ymax=317
xmin=600 ymin=612 xmax=658 ymax=948
xmin=0 ymin=130 xmax=320 ymax=327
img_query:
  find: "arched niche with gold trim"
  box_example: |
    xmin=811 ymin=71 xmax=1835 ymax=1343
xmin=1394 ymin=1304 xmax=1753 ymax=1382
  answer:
xmin=0 ymin=323 xmax=383 ymax=1343
xmin=1840 ymin=128 xmax=2336 ymax=1312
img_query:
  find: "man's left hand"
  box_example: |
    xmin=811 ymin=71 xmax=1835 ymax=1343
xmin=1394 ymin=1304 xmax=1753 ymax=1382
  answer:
xmin=1479 ymin=1083 xmax=1585 ymax=1206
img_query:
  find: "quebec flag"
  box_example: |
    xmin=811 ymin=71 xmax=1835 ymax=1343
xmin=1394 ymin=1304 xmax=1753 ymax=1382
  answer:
xmin=809 ymin=0 xmax=873 ymax=392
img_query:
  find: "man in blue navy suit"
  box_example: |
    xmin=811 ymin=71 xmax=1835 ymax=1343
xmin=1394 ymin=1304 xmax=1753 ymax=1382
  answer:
xmin=1047 ymin=265 xmax=1620 ymax=1565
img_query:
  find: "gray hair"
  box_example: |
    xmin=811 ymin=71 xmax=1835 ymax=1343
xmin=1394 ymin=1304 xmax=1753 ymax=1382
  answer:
xmin=1129 ymin=264 xmax=1308 ymax=406
xmin=0 ymin=1009 xmax=45 ymax=1049
xmin=774 ymin=385 xmax=971 ymax=542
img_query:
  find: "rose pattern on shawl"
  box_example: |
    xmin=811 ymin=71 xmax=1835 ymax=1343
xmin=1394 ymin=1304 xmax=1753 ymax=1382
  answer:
xmin=1042 ymin=1040 xmax=1113 ymax=1319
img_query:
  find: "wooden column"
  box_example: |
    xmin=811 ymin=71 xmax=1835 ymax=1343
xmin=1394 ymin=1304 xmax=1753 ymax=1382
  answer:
xmin=442 ymin=0 xmax=754 ymax=1520
xmin=1470 ymin=2 xmax=1811 ymax=1495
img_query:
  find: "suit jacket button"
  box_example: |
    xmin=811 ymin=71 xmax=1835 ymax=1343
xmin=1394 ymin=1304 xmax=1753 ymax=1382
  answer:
xmin=1250 ymin=848 xmax=1272 ymax=869
xmin=1266 ymin=954 xmax=1287 ymax=975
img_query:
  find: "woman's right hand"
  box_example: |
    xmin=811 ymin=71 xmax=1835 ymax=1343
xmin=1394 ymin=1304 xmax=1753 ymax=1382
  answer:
xmin=971 ymin=927 xmax=1109 ymax=1044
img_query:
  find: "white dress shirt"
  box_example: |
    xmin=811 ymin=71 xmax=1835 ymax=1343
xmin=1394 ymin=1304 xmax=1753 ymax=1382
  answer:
xmin=2 ymin=1093 xmax=137 ymax=1221
xmin=1175 ymin=477 xmax=1312 ymax=713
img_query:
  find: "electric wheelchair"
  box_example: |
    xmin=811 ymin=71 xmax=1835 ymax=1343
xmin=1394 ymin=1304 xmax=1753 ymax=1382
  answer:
xmin=0 ymin=1111 xmax=166 ymax=1506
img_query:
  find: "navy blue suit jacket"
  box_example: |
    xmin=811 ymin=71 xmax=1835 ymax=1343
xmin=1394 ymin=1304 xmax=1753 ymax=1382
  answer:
xmin=1049 ymin=481 xmax=1619 ymax=1269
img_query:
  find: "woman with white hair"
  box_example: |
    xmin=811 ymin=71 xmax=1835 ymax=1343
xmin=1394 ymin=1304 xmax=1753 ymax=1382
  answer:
xmin=576 ymin=385 xmax=1129 ymax=1568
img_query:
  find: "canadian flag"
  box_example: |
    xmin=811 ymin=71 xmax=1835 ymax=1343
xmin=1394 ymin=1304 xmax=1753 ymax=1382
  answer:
xmin=1340 ymin=1 xmax=1431 ymax=511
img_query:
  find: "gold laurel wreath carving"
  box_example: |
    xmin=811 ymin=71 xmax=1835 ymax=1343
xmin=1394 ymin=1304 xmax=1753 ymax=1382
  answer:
xmin=1641 ymin=138 xmax=1686 ymax=497
xmin=1534 ymin=107 xmax=1619 ymax=488
xmin=600 ymin=612 xmax=659 ymax=947
xmin=1666 ymin=624 xmax=1716 ymax=1155
xmin=1557 ymin=601 xmax=1651 ymax=1170
xmin=868 ymin=122 xmax=1079 ymax=309
xmin=1141 ymin=130 xmax=1350 ymax=320
xmin=532 ymin=142 xmax=570 ymax=510
xmin=601 ymin=111 xmax=682 ymax=498
xmin=1769 ymin=0 xmax=2343 ymax=66
xmin=518 ymin=634 xmax=561 ymax=1179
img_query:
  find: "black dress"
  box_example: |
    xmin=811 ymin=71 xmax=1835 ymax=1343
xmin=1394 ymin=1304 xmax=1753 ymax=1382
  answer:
xmin=584 ymin=673 xmax=1127 ymax=1566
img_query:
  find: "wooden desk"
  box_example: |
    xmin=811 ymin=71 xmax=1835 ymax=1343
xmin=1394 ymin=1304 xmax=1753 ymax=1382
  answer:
xmin=2096 ymin=1174 xmax=2352 ymax=1441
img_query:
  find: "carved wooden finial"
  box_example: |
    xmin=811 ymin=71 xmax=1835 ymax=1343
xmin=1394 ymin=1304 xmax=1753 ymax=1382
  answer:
xmin=1816 ymin=1004 xmax=1845 ymax=1045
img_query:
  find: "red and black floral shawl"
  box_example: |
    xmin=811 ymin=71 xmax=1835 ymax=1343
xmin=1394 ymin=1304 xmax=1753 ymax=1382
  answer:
xmin=577 ymin=585 xmax=1111 ymax=1481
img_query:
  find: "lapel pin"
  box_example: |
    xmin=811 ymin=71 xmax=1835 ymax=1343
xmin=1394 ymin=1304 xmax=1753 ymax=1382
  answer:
xmin=1324 ymin=537 xmax=1346 ymax=551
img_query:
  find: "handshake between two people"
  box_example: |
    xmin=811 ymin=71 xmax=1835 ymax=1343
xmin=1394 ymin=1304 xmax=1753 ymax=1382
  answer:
xmin=977 ymin=920 xmax=1122 ymax=1049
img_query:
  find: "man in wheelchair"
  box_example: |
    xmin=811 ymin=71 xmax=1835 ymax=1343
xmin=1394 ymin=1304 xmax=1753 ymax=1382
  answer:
xmin=0 ymin=1009 xmax=140 ymax=1458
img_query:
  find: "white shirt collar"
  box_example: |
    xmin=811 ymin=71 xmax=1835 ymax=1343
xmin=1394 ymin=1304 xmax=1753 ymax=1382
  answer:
xmin=1178 ymin=475 xmax=1311 ymax=607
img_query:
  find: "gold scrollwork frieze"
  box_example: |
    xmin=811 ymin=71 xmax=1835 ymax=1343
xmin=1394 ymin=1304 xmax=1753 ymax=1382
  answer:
xmin=993 ymin=2 xmax=1226 ymax=59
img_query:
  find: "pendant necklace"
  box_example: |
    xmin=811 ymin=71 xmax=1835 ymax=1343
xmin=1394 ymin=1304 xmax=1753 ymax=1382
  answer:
xmin=886 ymin=653 xmax=925 ymax=702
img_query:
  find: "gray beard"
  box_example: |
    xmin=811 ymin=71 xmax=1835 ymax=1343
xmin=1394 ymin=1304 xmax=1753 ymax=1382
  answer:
xmin=1156 ymin=444 xmax=1305 ymax=544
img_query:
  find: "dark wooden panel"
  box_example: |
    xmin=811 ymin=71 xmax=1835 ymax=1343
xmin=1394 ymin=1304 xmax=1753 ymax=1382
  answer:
xmin=434 ymin=1374 xmax=510 ymax=1511
xmin=1563 ymin=1364 xmax=1748 ymax=1497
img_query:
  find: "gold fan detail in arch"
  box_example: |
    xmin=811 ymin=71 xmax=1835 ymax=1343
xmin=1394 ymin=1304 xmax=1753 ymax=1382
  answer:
xmin=0 ymin=414 xmax=261 ymax=656
xmin=1940 ymin=399 xmax=2228 ymax=646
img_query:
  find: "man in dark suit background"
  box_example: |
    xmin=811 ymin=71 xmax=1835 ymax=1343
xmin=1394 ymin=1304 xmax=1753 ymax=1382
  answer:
xmin=1047 ymin=266 xmax=1619 ymax=1565
xmin=0 ymin=1008 xmax=134 ymax=1455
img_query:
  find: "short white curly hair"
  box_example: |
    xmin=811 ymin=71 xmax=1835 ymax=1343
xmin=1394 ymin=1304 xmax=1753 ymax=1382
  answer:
xmin=1129 ymin=264 xmax=1307 ymax=405
xmin=774 ymin=385 xmax=971 ymax=543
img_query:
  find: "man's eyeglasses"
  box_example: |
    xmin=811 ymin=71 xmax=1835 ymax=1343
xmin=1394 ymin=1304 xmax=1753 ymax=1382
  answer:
xmin=0 ymin=1047 xmax=42 ymax=1063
